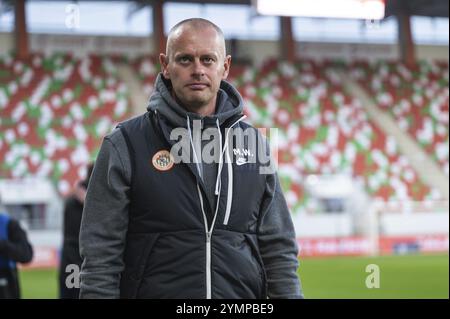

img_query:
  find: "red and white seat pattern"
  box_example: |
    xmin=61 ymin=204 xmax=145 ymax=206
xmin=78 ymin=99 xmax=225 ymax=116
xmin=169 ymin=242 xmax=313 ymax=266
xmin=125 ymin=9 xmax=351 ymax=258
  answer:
xmin=350 ymin=60 xmax=449 ymax=177
xmin=0 ymin=53 xmax=131 ymax=195
xmin=228 ymin=59 xmax=442 ymax=213
xmin=1 ymin=54 xmax=445 ymax=209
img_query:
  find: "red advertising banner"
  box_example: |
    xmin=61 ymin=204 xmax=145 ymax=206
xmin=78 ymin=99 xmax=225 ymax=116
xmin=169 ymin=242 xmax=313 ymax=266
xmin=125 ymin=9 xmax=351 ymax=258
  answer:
xmin=298 ymin=234 xmax=449 ymax=257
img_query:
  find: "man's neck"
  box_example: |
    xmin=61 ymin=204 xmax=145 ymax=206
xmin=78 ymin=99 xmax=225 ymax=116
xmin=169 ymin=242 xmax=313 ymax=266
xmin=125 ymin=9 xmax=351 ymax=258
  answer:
xmin=172 ymin=92 xmax=216 ymax=117
xmin=186 ymin=103 xmax=216 ymax=117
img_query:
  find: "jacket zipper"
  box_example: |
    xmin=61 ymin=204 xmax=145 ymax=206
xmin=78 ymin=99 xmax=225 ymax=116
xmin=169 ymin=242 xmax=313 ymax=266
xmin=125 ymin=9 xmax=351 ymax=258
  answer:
xmin=197 ymin=184 xmax=213 ymax=299
xmin=205 ymin=231 xmax=212 ymax=299
xmin=195 ymin=115 xmax=247 ymax=299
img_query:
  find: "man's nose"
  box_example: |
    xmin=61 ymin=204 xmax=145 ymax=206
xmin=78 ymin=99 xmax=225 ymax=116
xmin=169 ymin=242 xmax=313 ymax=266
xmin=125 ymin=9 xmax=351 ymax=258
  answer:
xmin=192 ymin=59 xmax=205 ymax=77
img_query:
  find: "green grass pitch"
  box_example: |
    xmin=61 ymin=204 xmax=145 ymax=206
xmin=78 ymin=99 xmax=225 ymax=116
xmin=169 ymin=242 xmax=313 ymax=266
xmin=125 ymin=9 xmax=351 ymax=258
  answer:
xmin=298 ymin=254 xmax=449 ymax=298
xmin=19 ymin=253 xmax=448 ymax=299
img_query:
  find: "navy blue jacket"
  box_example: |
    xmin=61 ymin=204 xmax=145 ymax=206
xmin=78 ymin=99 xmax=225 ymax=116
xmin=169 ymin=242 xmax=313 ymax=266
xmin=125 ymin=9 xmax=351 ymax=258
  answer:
xmin=0 ymin=213 xmax=33 ymax=299
xmin=79 ymin=75 xmax=302 ymax=299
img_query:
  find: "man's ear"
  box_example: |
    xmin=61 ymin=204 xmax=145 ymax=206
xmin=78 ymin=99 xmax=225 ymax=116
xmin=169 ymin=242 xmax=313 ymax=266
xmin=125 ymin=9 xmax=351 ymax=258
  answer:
xmin=222 ymin=55 xmax=232 ymax=80
xmin=159 ymin=53 xmax=170 ymax=79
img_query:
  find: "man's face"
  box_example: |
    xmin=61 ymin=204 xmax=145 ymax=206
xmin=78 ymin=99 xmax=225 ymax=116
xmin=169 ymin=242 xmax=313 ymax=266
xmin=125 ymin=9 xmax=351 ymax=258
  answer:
xmin=160 ymin=26 xmax=231 ymax=113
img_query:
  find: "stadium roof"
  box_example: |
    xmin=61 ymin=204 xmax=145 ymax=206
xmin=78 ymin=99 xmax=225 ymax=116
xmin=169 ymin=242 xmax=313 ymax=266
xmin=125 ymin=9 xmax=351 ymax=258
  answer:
xmin=17 ymin=0 xmax=449 ymax=18
xmin=385 ymin=0 xmax=449 ymax=18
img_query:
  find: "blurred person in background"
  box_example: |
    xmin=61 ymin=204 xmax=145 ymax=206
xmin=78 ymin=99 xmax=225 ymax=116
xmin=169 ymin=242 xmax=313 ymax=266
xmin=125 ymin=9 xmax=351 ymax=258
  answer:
xmin=0 ymin=196 xmax=34 ymax=299
xmin=58 ymin=163 xmax=94 ymax=299
xmin=80 ymin=18 xmax=302 ymax=299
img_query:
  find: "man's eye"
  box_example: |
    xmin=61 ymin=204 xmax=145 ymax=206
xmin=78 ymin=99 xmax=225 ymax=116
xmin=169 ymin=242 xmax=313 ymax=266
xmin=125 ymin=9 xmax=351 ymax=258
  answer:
xmin=179 ymin=57 xmax=191 ymax=63
xmin=203 ymin=58 xmax=214 ymax=64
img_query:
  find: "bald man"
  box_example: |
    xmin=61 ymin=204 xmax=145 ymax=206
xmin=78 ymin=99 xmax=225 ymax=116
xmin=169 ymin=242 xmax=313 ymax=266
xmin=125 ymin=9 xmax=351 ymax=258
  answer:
xmin=79 ymin=18 xmax=303 ymax=299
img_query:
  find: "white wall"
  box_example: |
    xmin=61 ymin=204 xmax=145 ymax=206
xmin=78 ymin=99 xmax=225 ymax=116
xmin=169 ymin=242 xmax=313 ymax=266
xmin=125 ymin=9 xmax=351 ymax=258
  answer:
xmin=293 ymin=214 xmax=354 ymax=238
xmin=297 ymin=41 xmax=398 ymax=61
xmin=291 ymin=211 xmax=449 ymax=238
xmin=381 ymin=212 xmax=449 ymax=236
xmin=233 ymin=40 xmax=280 ymax=66
xmin=28 ymin=230 xmax=62 ymax=248
xmin=0 ymin=32 xmax=154 ymax=57
xmin=416 ymin=45 xmax=450 ymax=61
xmin=1 ymin=32 xmax=448 ymax=61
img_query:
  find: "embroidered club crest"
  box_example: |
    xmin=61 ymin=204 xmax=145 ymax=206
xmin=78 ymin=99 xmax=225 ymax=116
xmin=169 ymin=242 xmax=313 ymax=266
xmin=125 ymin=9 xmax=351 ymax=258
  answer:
xmin=152 ymin=150 xmax=174 ymax=171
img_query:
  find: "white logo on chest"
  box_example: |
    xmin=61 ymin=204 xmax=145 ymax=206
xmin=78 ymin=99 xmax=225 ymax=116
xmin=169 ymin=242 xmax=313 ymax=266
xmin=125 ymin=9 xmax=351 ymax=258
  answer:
xmin=233 ymin=148 xmax=254 ymax=166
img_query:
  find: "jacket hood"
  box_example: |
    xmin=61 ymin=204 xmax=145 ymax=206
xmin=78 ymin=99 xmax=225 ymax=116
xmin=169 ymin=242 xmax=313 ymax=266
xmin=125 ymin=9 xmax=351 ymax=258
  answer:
xmin=147 ymin=73 xmax=244 ymax=128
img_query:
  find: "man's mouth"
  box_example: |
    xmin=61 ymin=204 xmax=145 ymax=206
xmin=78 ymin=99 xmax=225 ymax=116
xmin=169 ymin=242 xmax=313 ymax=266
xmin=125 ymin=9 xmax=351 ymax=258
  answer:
xmin=187 ymin=83 xmax=209 ymax=90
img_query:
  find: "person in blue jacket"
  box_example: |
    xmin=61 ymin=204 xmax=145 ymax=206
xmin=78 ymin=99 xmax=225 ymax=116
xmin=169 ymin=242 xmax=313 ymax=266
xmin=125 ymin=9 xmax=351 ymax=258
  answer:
xmin=0 ymin=198 xmax=34 ymax=299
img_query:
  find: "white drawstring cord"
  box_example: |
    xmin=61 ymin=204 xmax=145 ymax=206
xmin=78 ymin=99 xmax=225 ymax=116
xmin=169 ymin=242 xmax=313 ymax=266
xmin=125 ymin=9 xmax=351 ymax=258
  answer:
xmin=214 ymin=118 xmax=223 ymax=195
xmin=187 ymin=115 xmax=203 ymax=179
xmin=215 ymin=115 xmax=247 ymax=189
xmin=217 ymin=115 xmax=247 ymax=225
xmin=191 ymin=114 xmax=247 ymax=226
xmin=223 ymin=134 xmax=234 ymax=225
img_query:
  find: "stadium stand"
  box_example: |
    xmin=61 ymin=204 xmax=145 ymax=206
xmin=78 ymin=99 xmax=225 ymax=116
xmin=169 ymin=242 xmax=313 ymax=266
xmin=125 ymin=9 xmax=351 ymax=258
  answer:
xmin=0 ymin=53 xmax=132 ymax=195
xmin=1 ymin=52 xmax=447 ymax=211
xmin=349 ymin=60 xmax=449 ymax=177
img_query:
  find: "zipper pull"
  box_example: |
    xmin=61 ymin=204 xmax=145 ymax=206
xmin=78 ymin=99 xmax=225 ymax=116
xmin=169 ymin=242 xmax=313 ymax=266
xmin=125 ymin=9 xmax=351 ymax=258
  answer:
xmin=206 ymin=232 xmax=211 ymax=243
